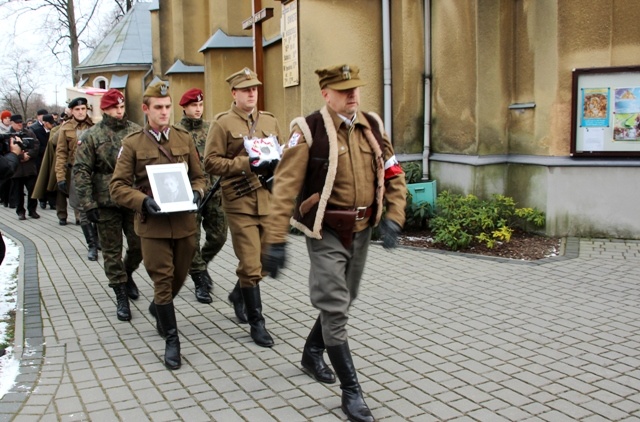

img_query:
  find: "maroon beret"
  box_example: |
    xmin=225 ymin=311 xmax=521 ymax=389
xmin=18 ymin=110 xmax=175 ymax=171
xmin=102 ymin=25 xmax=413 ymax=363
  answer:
xmin=100 ymin=89 xmax=125 ymax=110
xmin=179 ymin=88 xmax=204 ymax=107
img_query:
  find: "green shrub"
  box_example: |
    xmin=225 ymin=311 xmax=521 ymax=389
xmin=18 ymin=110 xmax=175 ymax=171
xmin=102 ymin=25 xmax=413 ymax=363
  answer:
xmin=401 ymin=161 xmax=422 ymax=184
xmin=428 ymin=191 xmax=545 ymax=250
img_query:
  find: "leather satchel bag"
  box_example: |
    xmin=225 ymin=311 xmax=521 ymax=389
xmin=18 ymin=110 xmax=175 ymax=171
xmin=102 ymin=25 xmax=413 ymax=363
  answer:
xmin=323 ymin=210 xmax=358 ymax=249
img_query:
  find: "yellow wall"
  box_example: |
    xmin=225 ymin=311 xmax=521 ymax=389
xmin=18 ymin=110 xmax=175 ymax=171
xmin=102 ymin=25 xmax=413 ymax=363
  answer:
xmin=432 ymin=0 xmax=640 ymax=158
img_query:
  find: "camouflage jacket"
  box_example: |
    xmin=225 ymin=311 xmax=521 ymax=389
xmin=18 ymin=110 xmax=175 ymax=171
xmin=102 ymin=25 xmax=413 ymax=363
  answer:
xmin=177 ymin=116 xmax=214 ymax=189
xmin=73 ymin=114 xmax=142 ymax=211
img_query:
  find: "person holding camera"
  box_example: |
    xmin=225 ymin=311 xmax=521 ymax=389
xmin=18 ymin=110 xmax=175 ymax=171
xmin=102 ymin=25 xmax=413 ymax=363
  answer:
xmin=8 ymin=114 xmax=40 ymax=221
xmin=0 ymin=136 xmax=21 ymax=264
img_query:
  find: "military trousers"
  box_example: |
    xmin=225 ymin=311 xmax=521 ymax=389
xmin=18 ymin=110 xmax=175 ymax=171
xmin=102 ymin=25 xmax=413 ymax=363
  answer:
xmin=56 ymin=192 xmax=79 ymax=222
xmin=190 ymin=193 xmax=228 ymax=274
xmin=96 ymin=207 xmax=143 ymax=287
xmin=141 ymin=235 xmax=196 ymax=304
xmin=306 ymin=226 xmax=371 ymax=346
xmin=226 ymin=212 xmax=268 ymax=287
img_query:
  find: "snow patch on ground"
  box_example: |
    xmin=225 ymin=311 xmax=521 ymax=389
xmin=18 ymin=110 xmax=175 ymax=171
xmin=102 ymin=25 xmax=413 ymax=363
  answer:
xmin=0 ymin=237 xmax=20 ymax=399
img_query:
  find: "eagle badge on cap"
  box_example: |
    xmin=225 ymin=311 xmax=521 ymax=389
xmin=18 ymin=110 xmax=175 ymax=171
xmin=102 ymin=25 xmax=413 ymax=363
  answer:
xmin=197 ymin=94 xmax=202 ymax=102
xmin=160 ymin=84 xmax=169 ymax=96
xmin=117 ymin=97 xmax=124 ymax=104
xmin=342 ymin=65 xmax=351 ymax=80
xmin=244 ymin=68 xmax=251 ymax=79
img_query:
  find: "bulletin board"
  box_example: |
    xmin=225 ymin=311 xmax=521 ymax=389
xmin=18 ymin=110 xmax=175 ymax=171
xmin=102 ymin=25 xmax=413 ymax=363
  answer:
xmin=571 ymin=65 xmax=640 ymax=157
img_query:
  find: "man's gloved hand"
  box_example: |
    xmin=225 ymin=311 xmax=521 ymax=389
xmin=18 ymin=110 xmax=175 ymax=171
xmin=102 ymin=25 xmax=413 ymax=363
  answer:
xmin=192 ymin=190 xmax=201 ymax=209
xmin=379 ymin=219 xmax=402 ymax=249
xmin=250 ymin=159 xmax=273 ymax=175
xmin=57 ymin=181 xmax=68 ymax=195
xmin=262 ymin=243 xmax=286 ymax=278
xmin=143 ymin=196 xmax=162 ymax=216
xmin=268 ymin=159 xmax=279 ymax=172
xmin=86 ymin=208 xmax=100 ymax=223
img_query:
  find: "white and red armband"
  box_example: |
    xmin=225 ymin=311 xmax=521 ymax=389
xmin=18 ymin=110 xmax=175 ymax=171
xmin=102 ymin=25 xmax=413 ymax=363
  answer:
xmin=383 ymin=155 xmax=403 ymax=179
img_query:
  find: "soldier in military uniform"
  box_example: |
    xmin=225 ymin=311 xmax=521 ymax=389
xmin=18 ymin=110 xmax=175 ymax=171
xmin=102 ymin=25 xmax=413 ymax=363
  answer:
xmin=262 ymin=64 xmax=407 ymax=422
xmin=204 ymin=68 xmax=282 ymax=347
xmin=176 ymin=88 xmax=228 ymax=304
xmin=110 ymin=81 xmax=206 ymax=370
xmin=55 ymin=97 xmax=98 ymax=260
xmin=73 ymin=89 xmax=143 ymax=322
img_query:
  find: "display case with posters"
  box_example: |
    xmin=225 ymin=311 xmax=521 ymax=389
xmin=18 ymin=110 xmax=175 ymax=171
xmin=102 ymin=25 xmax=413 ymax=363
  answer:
xmin=571 ymin=65 xmax=640 ymax=157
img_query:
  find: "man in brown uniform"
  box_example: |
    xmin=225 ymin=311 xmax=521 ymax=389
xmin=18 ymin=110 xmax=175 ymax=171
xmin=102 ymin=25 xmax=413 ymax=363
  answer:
xmin=204 ymin=68 xmax=282 ymax=348
xmin=55 ymin=97 xmax=98 ymax=260
xmin=110 ymin=81 xmax=206 ymax=370
xmin=263 ymin=64 xmax=407 ymax=422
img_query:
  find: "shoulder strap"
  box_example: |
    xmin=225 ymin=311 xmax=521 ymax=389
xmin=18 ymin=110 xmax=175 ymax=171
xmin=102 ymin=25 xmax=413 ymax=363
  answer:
xmin=143 ymin=130 xmax=176 ymax=163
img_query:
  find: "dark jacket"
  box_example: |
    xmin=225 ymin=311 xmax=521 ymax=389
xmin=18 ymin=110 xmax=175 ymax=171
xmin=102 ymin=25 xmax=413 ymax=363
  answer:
xmin=10 ymin=127 xmax=40 ymax=178
xmin=0 ymin=152 xmax=19 ymax=180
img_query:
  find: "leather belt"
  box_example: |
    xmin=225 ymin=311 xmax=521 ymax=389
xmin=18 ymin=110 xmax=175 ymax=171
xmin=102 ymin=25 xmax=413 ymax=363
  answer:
xmin=327 ymin=205 xmax=373 ymax=221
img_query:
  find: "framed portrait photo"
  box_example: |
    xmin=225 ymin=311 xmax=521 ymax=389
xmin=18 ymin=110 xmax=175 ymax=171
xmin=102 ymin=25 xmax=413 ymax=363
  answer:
xmin=146 ymin=163 xmax=197 ymax=213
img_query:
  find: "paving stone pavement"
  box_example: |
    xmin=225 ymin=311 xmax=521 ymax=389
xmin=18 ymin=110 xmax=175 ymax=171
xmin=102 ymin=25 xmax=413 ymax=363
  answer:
xmin=1 ymin=204 xmax=640 ymax=421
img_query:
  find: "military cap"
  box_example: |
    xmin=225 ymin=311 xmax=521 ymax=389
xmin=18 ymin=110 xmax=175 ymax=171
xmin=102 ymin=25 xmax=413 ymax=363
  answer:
xmin=179 ymin=88 xmax=204 ymax=107
xmin=315 ymin=64 xmax=366 ymax=90
xmin=226 ymin=67 xmax=262 ymax=90
xmin=10 ymin=114 xmax=23 ymax=123
xmin=68 ymin=97 xmax=88 ymax=109
xmin=37 ymin=108 xmax=48 ymax=116
xmin=100 ymin=88 xmax=125 ymax=110
xmin=143 ymin=81 xmax=170 ymax=97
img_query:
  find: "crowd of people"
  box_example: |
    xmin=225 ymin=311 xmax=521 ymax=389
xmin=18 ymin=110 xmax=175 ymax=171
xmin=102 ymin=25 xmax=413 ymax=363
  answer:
xmin=0 ymin=63 xmax=407 ymax=422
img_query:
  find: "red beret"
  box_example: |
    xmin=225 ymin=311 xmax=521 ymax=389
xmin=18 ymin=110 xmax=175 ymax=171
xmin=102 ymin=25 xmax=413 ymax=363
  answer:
xmin=0 ymin=110 xmax=11 ymax=120
xmin=179 ymin=88 xmax=204 ymax=107
xmin=100 ymin=89 xmax=125 ymax=110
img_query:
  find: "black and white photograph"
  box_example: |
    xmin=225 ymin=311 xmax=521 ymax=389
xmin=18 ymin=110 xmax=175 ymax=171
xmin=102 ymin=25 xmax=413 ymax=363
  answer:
xmin=146 ymin=163 xmax=196 ymax=212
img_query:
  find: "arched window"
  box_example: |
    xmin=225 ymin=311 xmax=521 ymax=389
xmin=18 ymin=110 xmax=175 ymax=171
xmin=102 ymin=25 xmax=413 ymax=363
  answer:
xmin=93 ymin=76 xmax=108 ymax=90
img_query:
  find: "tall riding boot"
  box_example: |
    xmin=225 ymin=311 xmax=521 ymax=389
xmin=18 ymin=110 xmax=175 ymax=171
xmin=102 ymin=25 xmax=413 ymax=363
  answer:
xmin=125 ymin=271 xmax=139 ymax=300
xmin=155 ymin=302 xmax=181 ymax=370
xmin=228 ymin=281 xmax=248 ymax=323
xmin=148 ymin=302 xmax=166 ymax=338
xmin=112 ymin=284 xmax=131 ymax=321
xmin=81 ymin=224 xmax=98 ymax=261
xmin=241 ymin=285 xmax=274 ymax=347
xmin=191 ymin=272 xmax=213 ymax=303
xmin=301 ymin=315 xmax=336 ymax=384
xmin=326 ymin=342 xmax=375 ymax=422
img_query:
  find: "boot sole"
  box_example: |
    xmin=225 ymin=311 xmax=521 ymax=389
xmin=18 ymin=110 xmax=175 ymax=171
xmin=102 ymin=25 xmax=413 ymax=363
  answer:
xmin=117 ymin=314 xmax=132 ymax=322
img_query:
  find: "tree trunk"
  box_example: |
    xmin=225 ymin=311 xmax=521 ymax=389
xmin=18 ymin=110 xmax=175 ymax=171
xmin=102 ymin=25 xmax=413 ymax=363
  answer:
xmin=67 ymin=0 xmax=80 ymax=86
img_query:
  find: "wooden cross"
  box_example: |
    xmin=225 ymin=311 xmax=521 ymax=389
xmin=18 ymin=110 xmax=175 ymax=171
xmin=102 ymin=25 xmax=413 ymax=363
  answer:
xmin=243 ymin=0 xmax=274 ymax=111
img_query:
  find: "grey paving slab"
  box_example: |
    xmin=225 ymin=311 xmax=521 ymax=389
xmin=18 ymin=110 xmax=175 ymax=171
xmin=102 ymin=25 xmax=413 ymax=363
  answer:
xmin=1 ymin=205 xmax=640 ymax=421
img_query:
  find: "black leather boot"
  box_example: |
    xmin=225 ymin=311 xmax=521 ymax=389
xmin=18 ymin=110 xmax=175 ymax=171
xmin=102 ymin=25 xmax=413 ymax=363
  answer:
xmin=326 ymin=342 xmax=375 ymax=422
xmin=301 ymin=315 xmax=336 ymax=384
xmin=112 ymin=284 xmax=131 ymax=321
xmin=125 ymin=271 xmax=139 ymax=300
xmin=228 ymin=281 xmax=248 ymax=323
xmin=241 ymin=285 xmax=274 ymax=347
xmin=81 ymin=224 xmax=98 ymax=261
xmin=200 ymin=270 xmax=214 ymax=292
xmin=148 ymin=302 xmax=166 ymax=338
xmin=93 ymin=222 xmax=102 ymax=250
xmin=191 ymin=272 xmax=213 ymax=303
xmin=155 ymin=302 xmax=181 ymax=370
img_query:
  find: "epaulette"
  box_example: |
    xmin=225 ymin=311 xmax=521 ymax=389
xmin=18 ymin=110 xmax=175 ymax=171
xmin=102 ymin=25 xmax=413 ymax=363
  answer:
xmin=212 ymin=111 xmax=229 ymax=121
xmin=172 ymin=124 xmax=189 ymax=134
xmin=259 ymin=111 xmax=275 ymax=117
xmin=123 ymin=129 xmax=143 ymax=140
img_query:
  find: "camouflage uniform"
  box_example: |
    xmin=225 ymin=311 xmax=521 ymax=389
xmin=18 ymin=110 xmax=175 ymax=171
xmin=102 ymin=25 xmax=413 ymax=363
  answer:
xmin=73 ymin=114 xmax=143 ymax=289
xmin=177 ymin=116 xmax=228 ymax=277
